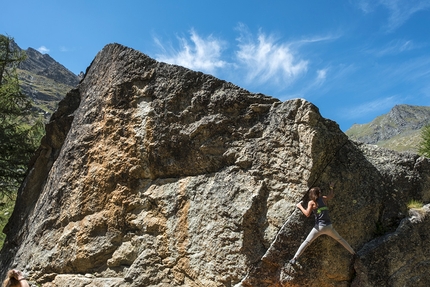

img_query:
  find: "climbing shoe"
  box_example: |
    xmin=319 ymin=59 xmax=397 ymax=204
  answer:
xmin=289 ymin=258 xmax=297 ymax=265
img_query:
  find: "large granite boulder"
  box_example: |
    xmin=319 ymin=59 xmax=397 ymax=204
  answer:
xmin=1 ymin=44 xmax=429 ymax=287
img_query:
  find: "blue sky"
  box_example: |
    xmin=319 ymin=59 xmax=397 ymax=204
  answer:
xmin=2 ymin=0 xmax=430 ymax=131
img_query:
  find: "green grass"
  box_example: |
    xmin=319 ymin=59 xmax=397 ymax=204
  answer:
xmin=345 ymin=114 xmax=389 ymax=138
xmin=377 ymin=130 xmax=421 ymax=153
xmin=407 ymin=199 xmax=424 ymax=209
xmin=407 ymin=199 xmax=427 ymax=222
xmin=0 ymin=194 xmax=16 ymax=249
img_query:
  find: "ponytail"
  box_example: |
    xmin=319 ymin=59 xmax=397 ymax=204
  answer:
xmin=309 ymin=187 xmax=321 ymax=207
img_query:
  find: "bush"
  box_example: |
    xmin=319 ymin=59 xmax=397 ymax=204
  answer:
xmin=407 ymin=199 xmax=423 ymax=209
xmin=418 ymin=124 xmax=430 ymax=157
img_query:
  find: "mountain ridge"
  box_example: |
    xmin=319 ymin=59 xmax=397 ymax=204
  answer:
xmin=346 ymin=104 xmax=430 ymax=153
xmin=8 ymin=38 xmax=81 ymax=120
xmin=19 ymin=47 xmax=80 ymax=86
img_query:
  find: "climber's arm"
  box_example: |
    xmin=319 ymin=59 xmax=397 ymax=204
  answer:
xmin=297 ymin=200 xmax=316 ymax=217
xmin=323 ymin=183 xmax=335 ymax=201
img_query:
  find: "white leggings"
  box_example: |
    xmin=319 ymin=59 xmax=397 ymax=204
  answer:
xmin=293 ymin=224 xmax=355 ymax=259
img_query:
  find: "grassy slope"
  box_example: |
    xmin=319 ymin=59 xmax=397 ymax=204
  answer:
xmin=377 ymin=130 xmax=421 ymax=153
xmin=347 ymin=124 xmax=422 ymax=153
xmin=346 ymin=115 xmax=384 ymax=139
xmin=18 ymin=68 xmax=75 ymax=120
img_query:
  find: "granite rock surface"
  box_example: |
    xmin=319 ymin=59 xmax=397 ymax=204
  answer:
xmin=1 ymin=44 xmax=429 ymax=287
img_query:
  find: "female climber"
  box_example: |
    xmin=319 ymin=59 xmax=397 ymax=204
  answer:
xmin=289 ymin=184 xmax=356 ymax=264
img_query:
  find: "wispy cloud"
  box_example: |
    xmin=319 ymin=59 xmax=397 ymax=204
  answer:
xmin=295 ymin=68 xmax=330 ymax=98
xmin=235 ymin=27 xmax=308 ymax=86
xmin=316 ymin=69 xmax=328 ymax=85
xmin=341 ymin=96 xmax=399 ymax=120
xmin=154 ymin=29 xmax=227 ymax=74
xmin=153 ymin=26 xmax=324 ymax=90
xmin=37 ymin=46 xmax=49 ymax=54
xmin=60 ymin=46 xmax=70 ymax=52
xmin=382 ymin=0 xmax=430 ymax=32
xmin=357 ymin=0 xmax=430 ymax=32
xmin=368 ymin=39 xmax=417 ymax=57
xmin=383 ymin=56 xmax=430 ymax=84
xmin=363 ymin=39 xmax=425 ymax=57
xmin=356 ymin=0 xmax=374 ymax=13
xmin=291 ymin=34 xmax=341 ymax=46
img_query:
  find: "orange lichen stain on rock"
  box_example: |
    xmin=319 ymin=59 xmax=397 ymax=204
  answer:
xmin=171 ymin=177 xmax=206 ymax=285
xmin=80 ymin=98 xmax=142 ymax=197
xmin=176 ymin=177 xmax=191 ymax=254
xmin=53 ymin=90 xmax=149 ymax=271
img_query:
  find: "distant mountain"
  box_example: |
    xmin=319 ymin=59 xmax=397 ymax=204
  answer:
xmin=10 ymin=39 xmax=81 ymax=121
xmin=19 ymin=47 xmax=80 ymax=86
xmin=345 ymin=104 xmax=430 ymax=153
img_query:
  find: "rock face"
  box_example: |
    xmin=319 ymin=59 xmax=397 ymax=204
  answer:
xmin=1 ymin=44 xmax=430 ymax=287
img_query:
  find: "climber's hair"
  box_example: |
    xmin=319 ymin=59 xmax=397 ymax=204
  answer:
xmin=3 ymin=270 xmax=20 ymax=287
xmin=309 ymin=187 xmax=321 ymax=203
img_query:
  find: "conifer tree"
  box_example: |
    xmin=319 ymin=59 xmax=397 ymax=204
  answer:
xmin=0 ymin=34 xmax=43 ymax=196
xmin=418 ymin=124 xmax=430 ymax=158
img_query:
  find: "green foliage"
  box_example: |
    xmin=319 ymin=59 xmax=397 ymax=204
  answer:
xmin=407 ymin=199 xmax=424 ymax=209
xmin=0 ymin=35 xmax=44 ymax=247
xmin=1 ymin=34 xmax=43 ymax=196
xmin=0 ymin=193 xmax=16 ymax=249
xmin=418 ymin=124 xmax=430 ymax=157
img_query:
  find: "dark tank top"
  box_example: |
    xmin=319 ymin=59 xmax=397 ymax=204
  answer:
xmin=313 ymin=197 xmax=331 ymax=226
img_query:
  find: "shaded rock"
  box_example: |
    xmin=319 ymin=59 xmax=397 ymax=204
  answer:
xmin=0 ymin=44 xmax=429 ymax=287
xmin=352 ymin=204 xmax=430 ymax=287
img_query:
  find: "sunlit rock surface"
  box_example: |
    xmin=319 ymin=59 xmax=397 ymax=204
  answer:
xmin=1 ymin=44 xmax=429 ymax=287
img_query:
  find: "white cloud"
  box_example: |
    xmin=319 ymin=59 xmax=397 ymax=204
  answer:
xmin=357 ymin=0 xmax=430 ymax=32
xmin=370 ymin=39 xmax=416 ymax=57
xmin=383 ymin=56 xmax=430 ymax=83
xmin=381 ymin=0 xmax=430 ymax=32
xmin=316 ymin=69 xmax=328 ymax=84
xmin=342 ymin=96 xmax=398 ymax=119
xmin=154 ymin=26 xmax=323 ymax=91
xmin=235 ymin=29 xmax=308 ymax=86
xmin=155 ymin=29 xmax=227 ymax=74
xmin=291 ymin=34 xmax=341 ymax=46
xmin=37 ymin=46 xmax=50 ymax=54
xmin=356 ymin=0 xmax=374 ymax=13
